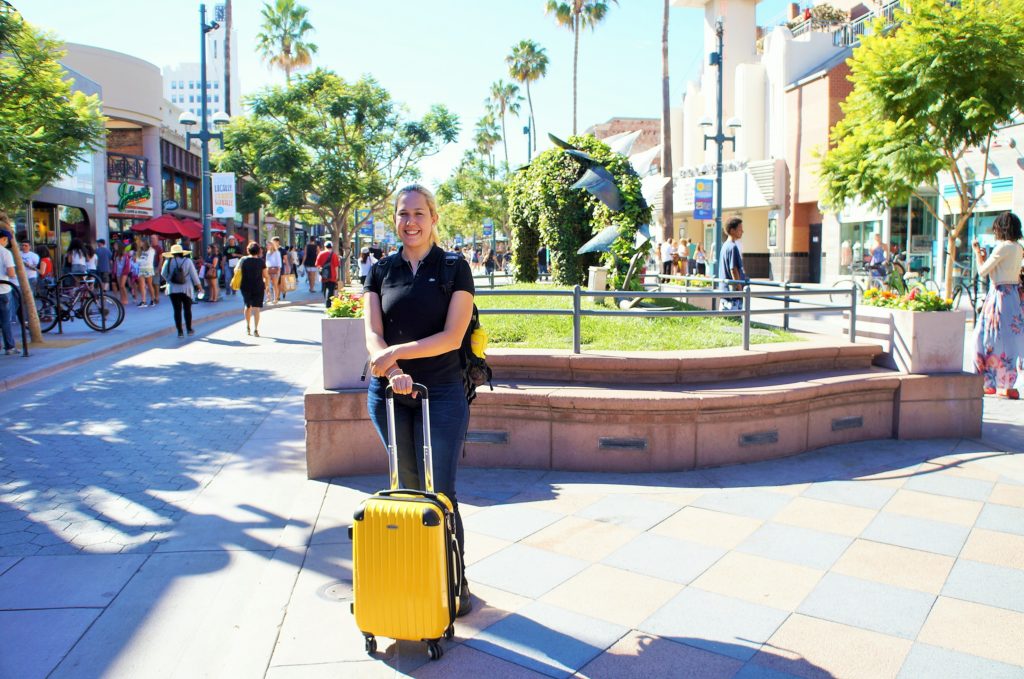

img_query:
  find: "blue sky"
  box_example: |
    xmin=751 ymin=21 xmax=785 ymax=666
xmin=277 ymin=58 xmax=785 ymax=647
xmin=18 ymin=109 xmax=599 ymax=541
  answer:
xmin=22 ymin=0 xmax=789 ymax=186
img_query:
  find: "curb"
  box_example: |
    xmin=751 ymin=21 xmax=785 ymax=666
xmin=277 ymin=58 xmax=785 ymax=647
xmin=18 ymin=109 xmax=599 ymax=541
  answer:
xmin=0 ymin=296 xmax=318 ymax=394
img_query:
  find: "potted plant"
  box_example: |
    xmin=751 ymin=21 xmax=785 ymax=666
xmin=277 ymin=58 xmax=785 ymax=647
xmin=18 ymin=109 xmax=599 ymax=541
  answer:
xmin=856 ymin=286 xmax=965 ymax=373
xmin=322 ymin=293 xmax=369 ymax=390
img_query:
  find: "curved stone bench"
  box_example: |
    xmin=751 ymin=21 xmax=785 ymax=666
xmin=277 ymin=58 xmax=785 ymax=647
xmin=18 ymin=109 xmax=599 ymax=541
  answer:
xmin=304 ymin=340 xmax=983 ymax=479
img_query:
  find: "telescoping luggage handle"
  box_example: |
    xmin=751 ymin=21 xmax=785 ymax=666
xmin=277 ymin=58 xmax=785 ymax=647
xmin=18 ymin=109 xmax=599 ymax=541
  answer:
xmin=384 ymin=383 xmax=434 ymax=493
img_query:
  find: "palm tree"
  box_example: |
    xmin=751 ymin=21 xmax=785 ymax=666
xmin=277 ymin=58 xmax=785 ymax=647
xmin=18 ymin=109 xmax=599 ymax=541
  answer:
xmin=489 ymin=80 xmax=523 ymax=169
xmin=474 ymin=113 xmax=501 ymax=176
xmin=545 ymin=0 xmax=617 ymax=135
xmin=506 ymin=40 xmax=549 ymax=151
xmin=660 ymin=0 xmax=673 ymax=241
xmin=256 ymin=0 xmax=318 ymax=83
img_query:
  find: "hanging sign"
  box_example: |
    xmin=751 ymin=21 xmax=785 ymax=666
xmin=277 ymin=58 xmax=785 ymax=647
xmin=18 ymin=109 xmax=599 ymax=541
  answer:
xmin=211 ymin=172 xmax=236 ymax=218
xmin=694 ymin=179 xmax=714 ymax=220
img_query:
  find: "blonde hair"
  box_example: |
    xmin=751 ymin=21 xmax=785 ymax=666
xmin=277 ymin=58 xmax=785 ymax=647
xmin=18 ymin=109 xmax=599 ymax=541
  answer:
xmin=395 ymin=183 xmax=441 ymax=246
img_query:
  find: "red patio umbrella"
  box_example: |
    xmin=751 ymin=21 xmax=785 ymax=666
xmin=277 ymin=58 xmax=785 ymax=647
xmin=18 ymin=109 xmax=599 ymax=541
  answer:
xmin=176 ymin=218 xmax=204 ymax=241
xmin=131 ymin=214 xmax=185 ymax=238
xmin=210 ymin=221 xmax=228 ymax=233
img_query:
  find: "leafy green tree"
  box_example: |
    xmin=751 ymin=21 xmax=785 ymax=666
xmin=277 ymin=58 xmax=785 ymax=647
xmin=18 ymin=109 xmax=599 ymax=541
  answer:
xmin=436 ymin=153 xmax=508 ymax=245
xmin=507 ymin=135 xmax=650 ymax=285
xmin=219 ymin=69 xmax=458 ymax=283
xmin=256 ymin=0 xmax=318 ymax=83
xmin=545 ymin=0 xmax=617 ymax=135
xmin=507 ymin=40 xmax=549 ymax=152
xmin=489 ymin=80 xmax=523 ymax=169
xmin=819 ymin=0 xmax=1024 ymax=295
xmin=0 ymin=7 xmax=104 ymax=343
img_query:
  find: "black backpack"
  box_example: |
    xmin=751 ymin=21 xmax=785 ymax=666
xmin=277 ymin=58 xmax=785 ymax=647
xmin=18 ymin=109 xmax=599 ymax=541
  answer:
xmin=376 ymin=251 xmax=493 ymax=404
xmin=439 ymin=252 xmax=493 ymax=404
xmin=170 ymin=259 xmax=186 ymax=285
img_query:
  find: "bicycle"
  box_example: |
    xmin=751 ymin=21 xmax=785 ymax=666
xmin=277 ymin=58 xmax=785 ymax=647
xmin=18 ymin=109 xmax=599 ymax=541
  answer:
xmin=829 ymin=263 xmax=894 ymax=303
xmin=36 ymin=274 xmax=125 ymax=333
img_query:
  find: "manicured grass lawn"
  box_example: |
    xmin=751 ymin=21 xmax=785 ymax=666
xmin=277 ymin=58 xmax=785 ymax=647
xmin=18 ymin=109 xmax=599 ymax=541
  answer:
xmin=475 ymin=283 xmax=799 ymax=351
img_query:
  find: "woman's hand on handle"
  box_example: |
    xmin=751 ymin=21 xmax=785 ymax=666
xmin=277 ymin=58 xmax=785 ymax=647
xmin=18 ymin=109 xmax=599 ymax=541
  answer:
xmin=388 ymin=371 xmax=416 ymax=397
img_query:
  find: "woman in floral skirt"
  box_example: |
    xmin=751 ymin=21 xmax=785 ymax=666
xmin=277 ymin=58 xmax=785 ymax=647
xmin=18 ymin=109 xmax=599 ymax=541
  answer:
xmin=971 ymin=211 xmax=1024 ymax=399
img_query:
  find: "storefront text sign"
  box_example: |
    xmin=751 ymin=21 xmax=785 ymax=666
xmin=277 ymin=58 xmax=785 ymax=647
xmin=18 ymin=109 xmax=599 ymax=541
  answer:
xmin=211 ymin=172 xmax=237 ymax=218
xmin=107 ymin=181 xmax=153 ymax=217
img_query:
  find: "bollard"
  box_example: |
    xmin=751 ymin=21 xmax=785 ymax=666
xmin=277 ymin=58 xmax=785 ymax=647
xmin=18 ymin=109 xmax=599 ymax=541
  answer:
xmin=783 ymin=281 xmax=791 ymax=331
xmin=572 ymin=285 xmax=582 ymax=354
xmin=849 ymin=282 xmax=857 ymax=343
xmin=743 ymin=284 xmax=752 ymax=351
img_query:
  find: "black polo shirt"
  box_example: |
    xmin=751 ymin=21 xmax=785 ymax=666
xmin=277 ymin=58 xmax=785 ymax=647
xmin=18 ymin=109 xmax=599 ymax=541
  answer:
xmin=364 ymin=246 xmax=474 ymax=387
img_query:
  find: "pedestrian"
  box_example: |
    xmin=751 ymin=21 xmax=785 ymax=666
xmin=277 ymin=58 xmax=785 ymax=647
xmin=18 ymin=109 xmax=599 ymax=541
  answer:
xmin=265 ymin=237 xmax=283 ymax=304
xmin=971 ymin=211 xmax=1024 ymax=399
xmin=203 ymin=243 xmax=220 ymax=303
xmin=315 ymin=241 xmax=340 ymax=307
xmin=363 ymin=183 xmax=475 ymax=617
xmin=659 ymin=238 xmax=674 ymax=277
xmin=135 ymin=238 xmax=155 ymax=307
xmin=0 ymin=229 xmax=18 ymax=355
xmin=687 ymin=238 xmax=698 ymax=275
xmin=19 ymin=241 xmax=39 ymax=297
xmin=66 ymin=238 xmax=89 ymax=275
xmin=95 ymin=238 xmax=112 ymax=290
xmin=113 ymin=241 xmax=134 ymax=305
xmin=484 ymin=249 xmax=496 ymax=275
xmin=717 ymin=217 xmax=747 ymax=311
xmin=149 ymin=235 xmax=164 ymax=305
xmin=223 ymin=236 xmax=243 ymax=296
xmin=239 ymin=242 xmax=268 ymax=336
xmin=537 ymin=244 xmax=548 ymax=276
xmin=303 ymin=239 xmax=320 ymax=292
xmin=695 ymin=242 xmax=707 ymax=276
xmin=35 ymin=245 xmax=53 ymax=287
xmin=358 ymin=247 xmax=376 ymax=284
xmin=280 ymin=245 xmax=292 ymax=300
xmin=160 ymin=243 xmax=202 ymax=337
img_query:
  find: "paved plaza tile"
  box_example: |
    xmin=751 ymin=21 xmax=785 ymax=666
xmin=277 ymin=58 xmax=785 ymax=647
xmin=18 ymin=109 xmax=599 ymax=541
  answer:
xmin=958 ymin=528 xmax=1024 ymax=570
xmin=0 ymin=609 xmax=101 ymax=679
xmin=410 ymin=644 xmax=550 ymax=678
xmin=540 ymin=563 xmax=682 ymax=628
xmin=691 ymin=551 xmax=823 ymax=611
xmin=771 ymin=496 xmax=876 ymax=537
xmin=796 ymin=572 xmax=935 ymax=639
xmin=975 ymin=503 xmax=1024 ymax=536
xmin=460 ymin=503 xmax=564 ymax=543
xmin=602 ymin=532 xmax=726 ymax=584
xmin=860 ymin=512 xmax=970 ymax=556
xmin=639 ymin=587 xmax=790 ymax=661
xmin=466 ymin=601 xmax=628 ymax=678
xmin=829 ymin=539 xmax=954 ymax=594
xmin=737 ymin=522 xmax=852 ymax=570
xmin=649 ymin=506 xmax=763 ymax=549
xmin=577 ymin=630 xmax=744 ymax=679
xmin=941 ymin=558 xmax=1024 ymax=613
xmin=902 ymin=470 xmax=994 ymax=501
xmin=0 ymin=554 xmax=145 ymax=608
xmin=467 ymin=543 xmax=588 ymax=599
xmin=897 ymin=643 xmax=1024 ymax=679
xmin=520 ymin=515 xmax=638 ymax=563
xmin=799 ymin=478 xmax=896 ymax=509
xmin=751 ymin=614 xmax=912 ymax=679
xmin=574 ymin=493 xmax=681 ymax=531
xmin=882 ymin=488 xmax=984 ymax=527
xmin=917 ymin=596 xmax=1024 ymax=666
xmin=690 ymin=489 xmax=794 ymax=520
xmin=988 ymin=482 xmax=1024 ymax=508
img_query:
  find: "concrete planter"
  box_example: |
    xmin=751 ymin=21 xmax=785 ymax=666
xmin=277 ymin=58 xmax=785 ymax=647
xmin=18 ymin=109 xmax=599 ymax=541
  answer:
xmin=855 ymin=306 xmax=966 ymax=374
xmin=322 ymin=317 xmax=369 ymax=390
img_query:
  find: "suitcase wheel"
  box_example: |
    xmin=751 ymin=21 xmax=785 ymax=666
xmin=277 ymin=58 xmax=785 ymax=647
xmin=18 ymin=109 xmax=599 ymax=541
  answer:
xmin=427 ymin=641 xmax=443 ymax=661
xmin=364 ymin=635 xmax=377 ymax=655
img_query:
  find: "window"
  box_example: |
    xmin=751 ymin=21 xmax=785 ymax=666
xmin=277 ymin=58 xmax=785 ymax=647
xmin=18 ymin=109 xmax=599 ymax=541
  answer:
xmin=212 ymin=39 xmax=217 ymax=59
xmin=176 ymin=176 xmax=187 ymax=208
xmin=213 ymin=81 xmax=219 ymax=89
xmin=178 ymin=80 xmax=184 ymax=89
xmin=188 ymin=95 xmax=194 ymax=103
xmin=189 ymin=80 xmax=194 ymax=89
xmin=162 ymin=169 xmax=174 ymax=204
xmin=186 ymin=178 xmax=199 ymax=211
xmin=171 ymin=81 xmax=177 ymax=90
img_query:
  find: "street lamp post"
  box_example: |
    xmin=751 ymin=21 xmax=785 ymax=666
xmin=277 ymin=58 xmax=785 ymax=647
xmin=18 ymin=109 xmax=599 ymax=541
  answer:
xmin=701 ymin=18 xmax=740 ymax=278
xmin=524 ymin=123 xmax=532 ymax=163
xmin=179 ymin=3 xmax=229 ymax=253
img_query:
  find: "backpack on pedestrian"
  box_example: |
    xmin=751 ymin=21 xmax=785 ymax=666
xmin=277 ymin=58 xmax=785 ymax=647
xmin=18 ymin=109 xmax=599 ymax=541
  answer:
xmin=169 ymin=259 xmax=187 ymax=285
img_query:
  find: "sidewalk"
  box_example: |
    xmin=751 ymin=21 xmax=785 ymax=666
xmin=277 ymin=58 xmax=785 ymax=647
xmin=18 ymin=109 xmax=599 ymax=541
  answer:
xmin=0 ymin=286 xmax=326 ymax=393
xmin=1 ymin=299 xmax=1022 ymax=678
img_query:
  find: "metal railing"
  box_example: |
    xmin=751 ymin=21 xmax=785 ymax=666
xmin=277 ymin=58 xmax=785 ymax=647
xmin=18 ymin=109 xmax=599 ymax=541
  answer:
xmin=107 ymin=153 xmax=149 ymax=182
xmin=475 ymin=277 xmax=858 ymax=354
xmin=0 ymin=280 xmax=29 ymax=357
xmin=833 ymin=0 xmax=901 ymax=47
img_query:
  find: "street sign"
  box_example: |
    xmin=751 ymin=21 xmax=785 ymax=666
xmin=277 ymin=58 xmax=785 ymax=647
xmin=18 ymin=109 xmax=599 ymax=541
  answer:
xmin=355 ymin=208 xmax=372 ymax=225
xmin=454 ymin=235 xmax=464 ymax=247
xmin=359 ymin=216 xmax=374 ymax=237
xmin=482 ymin=218 xmax=494 ymax=237
xmin=211 ymin=172 xmax=236 ymax=218
xmin=162 ymin=199 xmax=179 ymax=211
xmin=694 ymin=179 xmax=713 ymax=220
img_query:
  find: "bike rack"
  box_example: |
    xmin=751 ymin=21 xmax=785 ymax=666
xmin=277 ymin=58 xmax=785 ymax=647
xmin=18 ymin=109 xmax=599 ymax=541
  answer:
xmin=0 ymin=280 xmax=29 ymax=357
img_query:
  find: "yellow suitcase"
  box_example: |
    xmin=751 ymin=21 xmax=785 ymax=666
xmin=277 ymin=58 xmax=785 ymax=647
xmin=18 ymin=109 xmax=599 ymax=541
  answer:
xmin=349 ymin=384 xmax=462 ymax=661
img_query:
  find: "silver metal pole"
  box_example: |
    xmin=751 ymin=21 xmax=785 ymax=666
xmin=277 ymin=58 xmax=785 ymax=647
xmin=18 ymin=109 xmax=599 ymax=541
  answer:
xmin=199 ymin=3 xmax=212 ymax=253
xmin=849 ymin=283 xmax=857 ymax=343
xmin=743 ymin=284 xmax=751 ymax=351
xmin=573 ymin=284 xmax=582 ymax=354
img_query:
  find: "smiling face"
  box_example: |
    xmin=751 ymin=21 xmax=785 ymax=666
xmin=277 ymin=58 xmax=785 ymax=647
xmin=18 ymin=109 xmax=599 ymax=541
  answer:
xmin=395 ymin=190 xmax=437 ymax=250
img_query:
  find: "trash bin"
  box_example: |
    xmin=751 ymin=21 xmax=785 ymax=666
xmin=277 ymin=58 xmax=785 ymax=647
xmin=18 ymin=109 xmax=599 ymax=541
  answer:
xmin=588 ymin=266 xmax=609 ymax=303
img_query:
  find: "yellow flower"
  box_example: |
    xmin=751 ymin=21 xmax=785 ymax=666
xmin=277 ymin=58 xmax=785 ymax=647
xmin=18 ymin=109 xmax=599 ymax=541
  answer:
xmin=470 ymin=326 xmax=488 ymax=358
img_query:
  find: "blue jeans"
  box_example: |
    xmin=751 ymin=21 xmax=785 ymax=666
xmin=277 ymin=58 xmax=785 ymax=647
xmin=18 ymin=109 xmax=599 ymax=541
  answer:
xmin=0 ymin=291 xmax=17 ymax=350
xmin=367 ymin=378 xmax=470 ymax=570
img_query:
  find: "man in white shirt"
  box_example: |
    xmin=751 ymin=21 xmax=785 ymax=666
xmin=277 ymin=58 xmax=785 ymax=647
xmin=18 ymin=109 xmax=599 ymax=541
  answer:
xmin=659 ymin=239 xmax=675 ymax=277
xmin=20 ymin=241 xmax=39 ymax=296
xmin=0 ymin=230 xmax=19 ymax=354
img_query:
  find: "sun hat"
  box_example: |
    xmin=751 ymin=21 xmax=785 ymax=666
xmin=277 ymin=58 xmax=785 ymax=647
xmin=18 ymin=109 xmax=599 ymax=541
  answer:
xmin=162 ymin=243 xmax=191 ymax=258
xmin=361 ymin=247 xmax=370 ymax=254
xmin=325 ymin=242 xmax=333 ymax=248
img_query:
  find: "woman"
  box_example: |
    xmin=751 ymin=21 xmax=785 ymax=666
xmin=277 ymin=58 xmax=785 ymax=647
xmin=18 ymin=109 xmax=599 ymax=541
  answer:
xmin=303 ymin=240 xmax=320 ymax=293
xmin=358 ymin=247 xmax=376 ymax=284
xmin=265 ymin=238 xmax=282 ymax=304
xmin=160 ymin=243 xmax=202 ymax=337
xmin=483 ymin=249 xmax=496 ymax=276
xmin=66 ymin=238 xmax=89 ymax=275
xmin=35 ymin=245 xmax=53 ymax=287
xmin=239 ymin=242 xmax=268 ymax=336
xmin=135 ymin=239 xmax=155 ymax=307
xmin=280 ymin=245 xmax=292 ymax=300
xmin=971 ymin=211 xmax=1024 ymax=399
xmin=203 ymin=244 xmax=220 ymax=303
xmin=112 ymin=241 xmax=132 ymax=304
xmin=363 ymin=184 xmax=475 ymax=617
xmin=695 ymin=243 xmax=707 ymax=276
